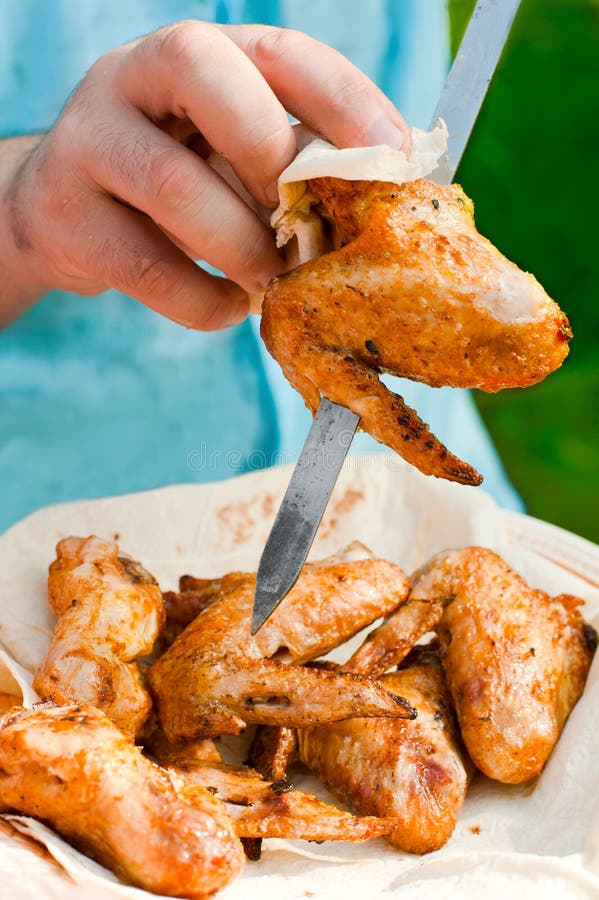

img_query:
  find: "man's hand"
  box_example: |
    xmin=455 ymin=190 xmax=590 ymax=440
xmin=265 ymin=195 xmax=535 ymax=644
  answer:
xmin=0 ymin=22 xmax=410 ymax=329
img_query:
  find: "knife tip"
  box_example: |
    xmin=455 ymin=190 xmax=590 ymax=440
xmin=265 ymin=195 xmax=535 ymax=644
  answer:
xmin=252 ymin=566 xmax=304 ymax=635
xmin=250 ymin=586 xmax=280 ymax=635
xmin=251 ymin=605 xmax=273 ymax=636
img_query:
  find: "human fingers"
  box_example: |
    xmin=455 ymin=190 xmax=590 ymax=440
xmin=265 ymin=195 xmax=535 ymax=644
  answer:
xmin=116 ymin=22 xmax=297 ymax=207
xmin=221 ymin=24 xmax=412 ymax=155
xmin=78 ymin=107 xmax=283 ymax=294
xmin=54 ymin=190 xmax=249 ymax=329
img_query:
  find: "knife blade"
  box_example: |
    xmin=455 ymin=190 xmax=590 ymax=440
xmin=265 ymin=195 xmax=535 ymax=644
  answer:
xmin=252 ymin=398 xmax=359 ymax=632
xmin=252 ymin=0 xmax=522 ymax=634
xmin=431 ymin=0 xmax=521 ymax=187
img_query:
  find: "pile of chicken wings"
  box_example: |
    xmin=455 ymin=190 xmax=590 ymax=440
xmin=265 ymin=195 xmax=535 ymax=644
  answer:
xmin=0 ymin=533 xmax=594 ymax=897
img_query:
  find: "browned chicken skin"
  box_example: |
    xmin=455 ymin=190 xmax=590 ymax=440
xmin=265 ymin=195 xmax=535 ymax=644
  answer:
xmin=248 ymin=724 xmax=298 ymax=780
xmin=344 ymin=547 xmax=596 ymax=783
xmin=228 ymin=779 xmax=393 ymax=843
xmin=262 ymin=178 xmax=571 ymax=484
xmin=33 ymin=536 xmax=165 ymax=735
xmin=160 ymin=573 xmax=243 ymax=647
xmin=299 ymin=643 xmax=472 ymax=854
xmin=149 ymin=555 xmax=414 ymax=742
xmin=161 ymin=753 xmax=396 ymax=844
xmin=0 ymin=703 xmax=244 ymax=898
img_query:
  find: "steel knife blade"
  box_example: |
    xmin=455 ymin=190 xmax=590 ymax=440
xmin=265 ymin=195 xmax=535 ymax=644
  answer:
xmin=252 ymin=398 xmax=359 ymax=632
xmin=252 ymin=0 xmax=521 ymax=633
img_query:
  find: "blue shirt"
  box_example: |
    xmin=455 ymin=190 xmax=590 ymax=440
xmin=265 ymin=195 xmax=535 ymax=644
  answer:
xmin=0 ymin=0 xmax=522 ymax=533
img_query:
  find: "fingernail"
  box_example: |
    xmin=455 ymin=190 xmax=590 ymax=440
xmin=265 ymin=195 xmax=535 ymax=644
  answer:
xmin=362 ymin=118 xmax=409 ymax=152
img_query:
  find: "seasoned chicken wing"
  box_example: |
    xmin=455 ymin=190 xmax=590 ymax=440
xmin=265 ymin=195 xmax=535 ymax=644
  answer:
xmin=262 ymin=178 xmax=571 ymax=484
xmin=228 ymin=781 xmax=393 ymax=843
xmin=161 ymin=751 xmax=395 ymax=844
xmin=344 ymin=547 xmax=597 ymax=782
xmin=33 ymin=536 xmax=165 ymax=735
xmin=149 ymin=554 xmax=414 ymax=742
xmin=0 ymin=703 xmax=244 ymax=898
xmin=299 ymin=643 xmax=472 ymax=854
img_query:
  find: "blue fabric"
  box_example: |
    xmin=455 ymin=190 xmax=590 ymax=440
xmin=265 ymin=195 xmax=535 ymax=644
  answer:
xmin=0 ymin=0 xmax=523 ymax=533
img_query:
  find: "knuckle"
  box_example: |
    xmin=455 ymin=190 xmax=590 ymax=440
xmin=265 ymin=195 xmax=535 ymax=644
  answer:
xmin=249 ymin=26 xmax=311 ymax=67
xmin=62 ymin=74 xmax=96 ymax=122
xmin=62 ymin=51 xmax=120 ymax=124
xmin=193 ymin=298 xmax=222 ymax=331
xmin=146 ymin=147 xmax=191 ymax=210
xmin=90 ymin=237 xmax=121 ymax=286
xmin=330 ymin=76 xmax=373 ymax=113
xmin=192 ymin=282 xmax=239 ymax=331
xmin=135 ymin=254 xmax=173 ymax=297
xmin=84 ymin=47 xmax=122 ymax=84
xmin=91 ymin=237 xmax=171 ymax=298
xmin=242 ymin=118 xmax=291 ymax=169
xmin=87 ymin=121 xmax=167 ymax=202
xmin=105 ymin=128 xmax=146 ymax=186
xmin=150 ymin=20 xmax=218 ymax=69
xmin=103 ymin=239 xmax=172 ymax=297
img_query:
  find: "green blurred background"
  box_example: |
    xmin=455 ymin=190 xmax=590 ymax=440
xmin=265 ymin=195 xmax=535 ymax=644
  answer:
xmin=448 ymin=0 xmax=598 ymax=542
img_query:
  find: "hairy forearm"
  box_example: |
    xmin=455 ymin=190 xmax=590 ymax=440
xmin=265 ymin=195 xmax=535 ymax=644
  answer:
xmin=0 ymin=135 xmax=49 ymax=326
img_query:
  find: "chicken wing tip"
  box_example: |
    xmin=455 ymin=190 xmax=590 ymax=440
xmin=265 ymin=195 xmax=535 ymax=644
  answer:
xmin=391 ymin=693 xmax=418 ymax=720
xmin=446 ymin=464 xmax=484 ymax=487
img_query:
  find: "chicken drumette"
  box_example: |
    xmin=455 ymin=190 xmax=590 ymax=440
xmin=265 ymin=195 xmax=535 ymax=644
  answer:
xmin=262 ymin=177 xmax=571 ymax=485
xmin=0 ymin=703 xmax=244 ymax=897
xmin=33 ymin=536 xmax=164 ymax=736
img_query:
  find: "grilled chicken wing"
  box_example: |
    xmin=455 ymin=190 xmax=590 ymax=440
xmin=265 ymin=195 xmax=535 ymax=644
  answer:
xmin=344 ymin=547 xmax=596 ymax=782
xmin=229 ymin=783 xmax=393 ymax=843
xmin=433 ymin=550 xmax=596 ymax=783
xmin=149 ymin=554 xmax=414 ymax=742
xmin=33 ymin=536 xmax=165 ymax=735
xmin=162 ymin=752 xmax=395 ymax=844
xmin=0 ymin=704 xmax=244 ymax=898
xmin=262 ymin=178 xmax=571 ymax=485
xmin=299 ymin=643 xmax=472 ymax=854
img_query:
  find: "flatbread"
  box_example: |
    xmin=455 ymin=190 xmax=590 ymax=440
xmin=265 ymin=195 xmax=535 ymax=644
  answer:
xmin=0 ymin=457 xmax=597 ymax=898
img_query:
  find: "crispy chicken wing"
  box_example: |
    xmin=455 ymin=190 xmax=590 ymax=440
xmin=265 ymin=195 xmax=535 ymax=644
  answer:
xmin=162 ymin=752 xmax=395 ymax=844
xmin=299 ymin=643 xmax=472 ymax=854
xmin=0 ymin=703 xmax=244 ymax=897
xmin=344 ymin=547 xmax=596 ymax=782
xmin=433 ymin=550 xmax=596 ymax=783
xmin=149 ymin=554 xmax=414 ymax=742
xmin=262 ymin=178 xmax=571 ymax=484
xmin=33 ymin=536 xmax=165 ymax=735
xmin=228 ymin=782 xmax=393 ymax=843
